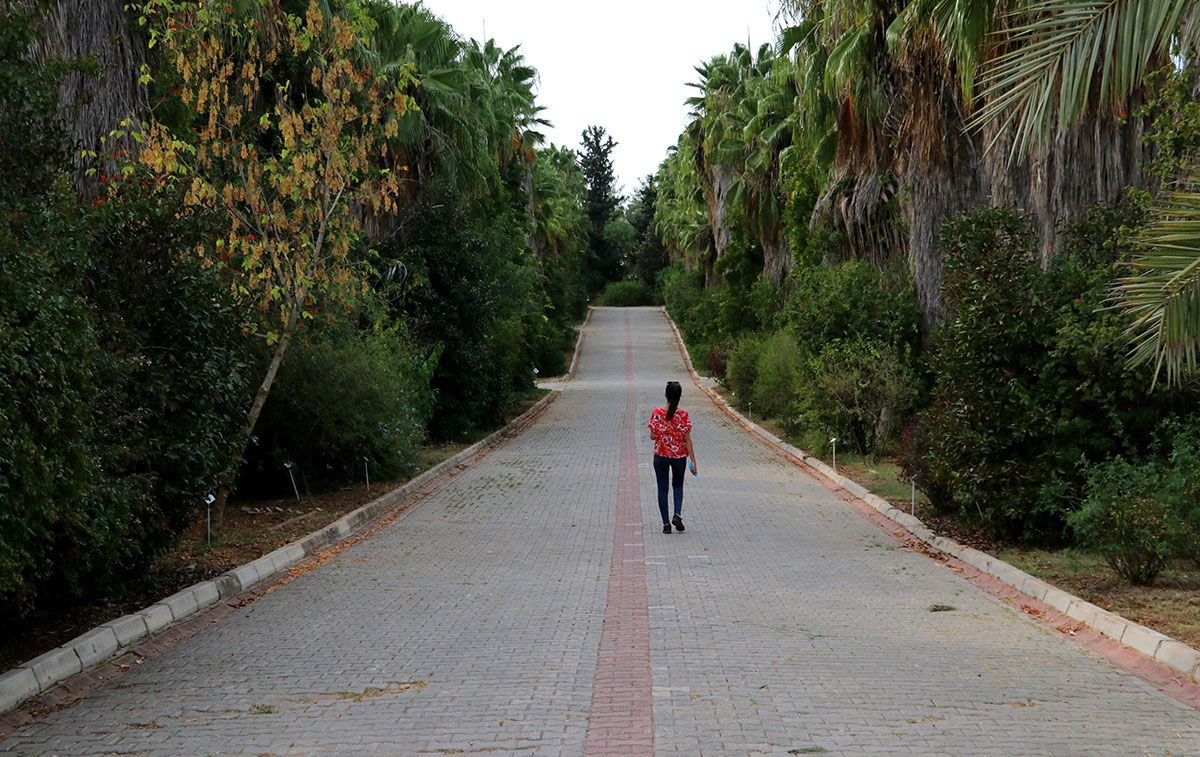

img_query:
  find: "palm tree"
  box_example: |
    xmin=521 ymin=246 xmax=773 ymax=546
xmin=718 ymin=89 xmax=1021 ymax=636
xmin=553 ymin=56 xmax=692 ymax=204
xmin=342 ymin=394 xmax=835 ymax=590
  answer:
xmin=970 ymin=0 xmax=1200 ymax=384
xmin=781 ymin=0 xmax=1152 ymax=329
xmin=22 ymin=0 xmax=148 ymax=191
xmin=718 ymin=48 xmax=800 ymax=284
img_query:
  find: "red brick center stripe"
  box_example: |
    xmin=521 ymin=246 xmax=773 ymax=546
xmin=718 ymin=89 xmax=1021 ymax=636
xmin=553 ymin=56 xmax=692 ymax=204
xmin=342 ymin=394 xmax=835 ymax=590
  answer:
xmin=584 ymin=313 xmax=654 ymax=755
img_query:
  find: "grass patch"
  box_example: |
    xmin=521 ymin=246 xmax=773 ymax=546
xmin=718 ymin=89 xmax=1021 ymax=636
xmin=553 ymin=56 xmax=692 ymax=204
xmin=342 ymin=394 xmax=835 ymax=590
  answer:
xmin=827 ymin=453 xmax=929 ymax=508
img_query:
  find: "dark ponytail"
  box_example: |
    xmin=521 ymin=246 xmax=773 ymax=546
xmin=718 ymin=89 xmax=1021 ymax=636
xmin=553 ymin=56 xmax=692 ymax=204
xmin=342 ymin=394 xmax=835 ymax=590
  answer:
xmin=665 ymin=381 xmax=682 ymax=421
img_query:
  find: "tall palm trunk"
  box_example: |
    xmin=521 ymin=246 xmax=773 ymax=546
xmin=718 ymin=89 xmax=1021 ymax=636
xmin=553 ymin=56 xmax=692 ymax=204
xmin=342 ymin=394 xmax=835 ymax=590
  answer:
xmin=27 ymin=0 xmax=146 ymax=192
xmin=702 ymin=163 xmax=736 ymax=285
xmin=760 ymin=224 xmax=792 ymax=285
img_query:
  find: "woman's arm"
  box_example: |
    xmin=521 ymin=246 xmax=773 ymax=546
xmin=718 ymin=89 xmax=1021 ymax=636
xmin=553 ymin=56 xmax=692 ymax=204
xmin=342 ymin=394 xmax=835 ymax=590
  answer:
xmin=685 ymin=430 xmax=697 ymax=472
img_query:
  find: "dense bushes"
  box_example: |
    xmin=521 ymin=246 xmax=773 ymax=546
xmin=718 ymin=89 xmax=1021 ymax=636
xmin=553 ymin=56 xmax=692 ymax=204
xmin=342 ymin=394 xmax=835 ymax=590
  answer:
xmin=0 ymin=13 xmax=257 ymax=615
xmin=676 ymin=199 xmax=1200 ymax=565
xmin=1069 ymin=457 xmax=1189 ymax=584
xmin=381 ymin=189 xmax=575 ymax=442
xmin=243 ymin=326 xmax=436 ymax=494
xmin=597 ymin=279 xmax=655 ymax=306
xmin=906 ymin=207 xmax=1199 ymax=544
xmin=0 ymin=4 xmax=593 ymax=620
xmin=717 ymin=259 xmax=921 ymax=454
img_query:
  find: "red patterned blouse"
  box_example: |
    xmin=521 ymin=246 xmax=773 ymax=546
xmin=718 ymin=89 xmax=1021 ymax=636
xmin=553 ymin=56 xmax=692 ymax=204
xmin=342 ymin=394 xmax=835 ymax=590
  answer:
xmin=648 ymin=407 xmax=692 ymax=458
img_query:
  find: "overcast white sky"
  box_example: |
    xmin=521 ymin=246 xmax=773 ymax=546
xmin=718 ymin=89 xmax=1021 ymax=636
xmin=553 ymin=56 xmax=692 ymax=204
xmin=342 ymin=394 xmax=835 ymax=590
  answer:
xmin=424 ymin=0 xmax=781 ymax=197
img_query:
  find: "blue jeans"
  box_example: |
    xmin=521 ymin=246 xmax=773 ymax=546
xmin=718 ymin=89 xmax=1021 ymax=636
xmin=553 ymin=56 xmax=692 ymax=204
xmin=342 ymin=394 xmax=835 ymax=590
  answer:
xmin=653 ymin=455 xmax=687 ymax=524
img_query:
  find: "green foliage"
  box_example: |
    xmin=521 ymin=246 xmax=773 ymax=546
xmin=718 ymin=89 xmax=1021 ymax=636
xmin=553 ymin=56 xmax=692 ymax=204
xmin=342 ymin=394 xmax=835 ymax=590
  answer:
xmin=726 ymin=331 xmax=767 ymax=401
xmin=597 ymin=280 xmax=656 ymax=307
xmin=0 ymin=189 xmax=127 ymax=615
xmin=384 ymin=190 xmax=546 ymax=441
xmin=0 ymin=12 xmax=153 ymax=614
xmin=1138 ymin=64 xmax=1200 ymax=185
xmin=244 ymin=325 xmax=436 ymax=494
xmin=579 ymin=125 xmax=622 ymax=289
xmin=802 ymin=338 xmax=918 ymax=456
xmin=602 ymin=216 xmax=638 ymax=277
xmin=1069 ymin=457 xmax=1189 ymax=585
xmin=1165 ymin=428 xmax=1200 ymax=566
xmin=661 ymin=262 xmax=720 ymax=347
xmin=749 ymin=330 xmax=805 ymax=429
xmin=86 ymin=181 xmax=255 ymax=540
xmin=913 ymin=206 xmax=1200 ymax=544
xmin=1059 ymin=196 xmax=1148 ymax=267
xmin=785 ymin=261 xmax=920 ymax=353
xmin=626 ymin=176 xmax=668 ymax=288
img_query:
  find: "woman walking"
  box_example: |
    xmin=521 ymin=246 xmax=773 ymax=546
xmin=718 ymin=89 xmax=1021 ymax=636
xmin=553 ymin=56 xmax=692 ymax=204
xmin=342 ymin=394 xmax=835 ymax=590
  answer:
xmin=648 ymin=380 xmax=698 ymax=534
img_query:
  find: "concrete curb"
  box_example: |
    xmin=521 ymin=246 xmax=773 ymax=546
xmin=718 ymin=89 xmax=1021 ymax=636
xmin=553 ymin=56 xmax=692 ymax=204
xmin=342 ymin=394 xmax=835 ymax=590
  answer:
xmin=567 ymin=308 xmax=593 ymax=380
xmin=0 ymin=330 xmax=580 ymax=716
xmin=661 ymin=307 xmax=1200 ymax=686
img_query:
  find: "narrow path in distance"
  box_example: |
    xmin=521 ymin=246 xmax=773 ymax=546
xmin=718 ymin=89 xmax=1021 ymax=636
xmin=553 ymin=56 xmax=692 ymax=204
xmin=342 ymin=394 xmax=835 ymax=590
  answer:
xmin=2 ymin=307 xmax=1198 ymax=755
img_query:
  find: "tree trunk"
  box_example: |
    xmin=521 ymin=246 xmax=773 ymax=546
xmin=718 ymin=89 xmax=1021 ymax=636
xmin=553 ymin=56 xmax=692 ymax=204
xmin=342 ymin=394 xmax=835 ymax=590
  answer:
xmin=760 ymin=223 xmax=792 ymax=286
xmin=981 ymin=110 xmax=1144 ymax=266
xmin=703 ymin=163 xmax=736 ymax=286
xmin=211 ymin=296 xmax=305 ymax=526
xmin=27 ymin=0 xmax=147 ymax=193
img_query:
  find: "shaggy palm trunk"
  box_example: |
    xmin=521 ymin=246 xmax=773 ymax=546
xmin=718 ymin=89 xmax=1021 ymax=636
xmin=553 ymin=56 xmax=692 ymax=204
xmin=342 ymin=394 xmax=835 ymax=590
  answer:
xmin=703 ymin=163 xmax=736 ymax=286
xmin=27 ymin=0 xmax=146 ymax=192
xmin=982 ymin=113 xmax=1144 ymax=265
xmin=813 ymin=168 xmax=904 ymax=267
xmin=899 ymin=62 xmax=985 ymax=332
xmin=520 ymin=164 xmax=541 ymax=258
xmin=760 ymin=224 xmax=792 ymax=285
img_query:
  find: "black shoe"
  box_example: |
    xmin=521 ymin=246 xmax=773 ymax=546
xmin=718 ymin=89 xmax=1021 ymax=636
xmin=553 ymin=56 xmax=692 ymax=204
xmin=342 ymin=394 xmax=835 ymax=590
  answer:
xmin=672 ymin=514 xmax=685 ymax=532
xmin=663 ymin=523 xmax=672 ymax=534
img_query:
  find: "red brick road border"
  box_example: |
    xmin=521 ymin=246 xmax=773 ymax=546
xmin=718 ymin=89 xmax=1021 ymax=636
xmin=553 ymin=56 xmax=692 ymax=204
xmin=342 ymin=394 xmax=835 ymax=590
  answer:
xmin=661 ymin=306 xmax=1200 ymax=712
xmin=584 ymin=312 xmax=654 ymax=755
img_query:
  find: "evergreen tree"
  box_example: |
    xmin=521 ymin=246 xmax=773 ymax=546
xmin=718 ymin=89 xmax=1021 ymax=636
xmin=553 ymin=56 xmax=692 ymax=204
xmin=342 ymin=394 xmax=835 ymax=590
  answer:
xmin=627 ymin=175 xmax=667 ymax=287
xmin=578 ymin=125 xmax=621 ymax=289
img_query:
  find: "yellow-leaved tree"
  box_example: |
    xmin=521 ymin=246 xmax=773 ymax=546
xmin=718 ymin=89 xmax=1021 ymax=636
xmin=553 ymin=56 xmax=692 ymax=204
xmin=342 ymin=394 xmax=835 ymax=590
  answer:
xmin=130 ymin=0 xmax=416 ymax=523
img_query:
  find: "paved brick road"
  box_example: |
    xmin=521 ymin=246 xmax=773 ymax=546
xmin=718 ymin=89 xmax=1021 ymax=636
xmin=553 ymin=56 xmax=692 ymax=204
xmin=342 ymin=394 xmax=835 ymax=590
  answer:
xmin=4 ymin=307 xmax=1200 ymax=755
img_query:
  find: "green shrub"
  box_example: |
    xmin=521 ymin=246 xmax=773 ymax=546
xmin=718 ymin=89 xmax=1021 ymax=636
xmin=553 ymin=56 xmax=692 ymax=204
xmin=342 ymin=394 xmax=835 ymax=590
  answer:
xmin=785 ymin=260 xmax=919 ymax=354
xmin=752 ymin=330 xmax=805 ymax=425
xmin=244 ymin=326 xmax=437 ymax=495
xmin=384 ymin=191 xmax=543 ymax=440
xmin=897 ymin=415 xmax=956 ymax=514
xmin=726 ymin=332 xmax=767 ymax=401
xmin=597 ymin=279 xmax=655 ymax=306
xmin=660 ymin=262 xmax=718 ymax=346
xmin=802 ymin=338 xmax=918 ymax=456
xmin=911 ymin=207 xmax=1200 ymax=544
xmin=1069 ymin=457 xmax=1188 ymax=585
xmin=87 ymin=181 xmax=254 ymax=542
xmin=0 ymin=13 xmax=156 ymax=616
xmin=1163 ymin=426 xmax=1200 ymax=566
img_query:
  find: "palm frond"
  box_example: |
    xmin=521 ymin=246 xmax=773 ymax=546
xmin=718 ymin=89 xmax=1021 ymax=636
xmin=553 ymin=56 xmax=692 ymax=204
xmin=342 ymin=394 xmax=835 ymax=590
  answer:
xmin=1113 ymin=179 xmax=1200 ymax=388
xmin=972 ymin=0 xmax=1188 ymax=158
